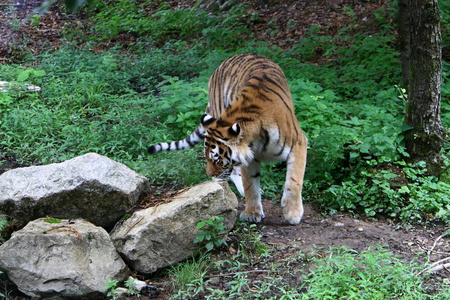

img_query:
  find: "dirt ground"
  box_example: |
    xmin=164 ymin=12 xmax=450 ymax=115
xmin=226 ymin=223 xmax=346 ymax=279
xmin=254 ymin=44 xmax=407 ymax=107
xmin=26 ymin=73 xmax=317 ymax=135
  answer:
xmin=258 ymin=199 xmax=449 ymax=264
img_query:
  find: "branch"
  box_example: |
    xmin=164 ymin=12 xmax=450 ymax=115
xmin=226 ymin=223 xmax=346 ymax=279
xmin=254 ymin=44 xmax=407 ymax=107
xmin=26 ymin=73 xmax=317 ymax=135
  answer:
xmin=416 ymin=256 xmax=450 ymax=276
xmin=427 ymin=233 xmax=448 ymax=263
xmin=424 ymin=262 xmax=450 ymax=274
xmin=416 ymin=232 xmax=449 ymax=276
xmin=203 ymin=269 xmax=269 ymax=279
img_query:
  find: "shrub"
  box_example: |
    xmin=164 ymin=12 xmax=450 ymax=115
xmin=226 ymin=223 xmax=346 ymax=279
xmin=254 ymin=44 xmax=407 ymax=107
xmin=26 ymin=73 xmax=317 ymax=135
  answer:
xmin=318 ymin=160 xmax=450 ymax=223
xmin=301 ymin=246 xmax=441 ymax=299
xmin=87 ymin=0 xmax=255 ymax=50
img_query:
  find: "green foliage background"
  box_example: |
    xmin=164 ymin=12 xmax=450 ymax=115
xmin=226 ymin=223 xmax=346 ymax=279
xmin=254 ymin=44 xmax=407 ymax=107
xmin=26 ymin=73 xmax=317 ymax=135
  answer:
xmin=0 ymin=0 xmax=449 ymax=222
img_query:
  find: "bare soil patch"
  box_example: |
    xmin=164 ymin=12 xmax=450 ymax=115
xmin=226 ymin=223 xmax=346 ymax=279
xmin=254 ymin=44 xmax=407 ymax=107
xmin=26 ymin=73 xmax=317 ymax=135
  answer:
xmin=259 ymin=199 xmax=449 ymax=264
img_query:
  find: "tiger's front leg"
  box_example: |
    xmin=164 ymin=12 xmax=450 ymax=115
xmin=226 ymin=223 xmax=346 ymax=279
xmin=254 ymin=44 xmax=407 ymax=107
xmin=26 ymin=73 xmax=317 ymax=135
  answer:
xmin=240 ymin=160 xmax=265 ymax=223
xmin=281 ymin=139 xmax=307 ymax=225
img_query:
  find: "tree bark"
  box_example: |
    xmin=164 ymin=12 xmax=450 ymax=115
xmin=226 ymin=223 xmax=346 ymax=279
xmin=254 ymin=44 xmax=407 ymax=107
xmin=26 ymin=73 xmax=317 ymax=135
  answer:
xmin=403 ymin=0 xmax=446 ymax=176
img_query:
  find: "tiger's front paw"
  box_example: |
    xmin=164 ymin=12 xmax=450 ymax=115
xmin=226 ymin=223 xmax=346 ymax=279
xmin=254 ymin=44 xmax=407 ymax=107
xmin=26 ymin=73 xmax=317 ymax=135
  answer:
xmin=283 ymin=206 xmax=304 ymax=225
xmin=240 ymin=209 xmax=265 ymax=223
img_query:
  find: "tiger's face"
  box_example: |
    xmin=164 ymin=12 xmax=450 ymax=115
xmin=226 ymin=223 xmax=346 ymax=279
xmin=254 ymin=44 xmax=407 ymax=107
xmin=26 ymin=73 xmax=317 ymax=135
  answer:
xmin=204 ymin=135 xmax=236 ymax=179
xmin=201 ymin=114 xmax=243 ymax=180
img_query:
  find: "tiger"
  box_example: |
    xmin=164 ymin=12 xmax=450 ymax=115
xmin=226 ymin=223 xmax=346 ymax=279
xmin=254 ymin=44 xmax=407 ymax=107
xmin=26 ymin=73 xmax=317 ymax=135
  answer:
xmin=148 ymin=53 xmax=307 ymax=225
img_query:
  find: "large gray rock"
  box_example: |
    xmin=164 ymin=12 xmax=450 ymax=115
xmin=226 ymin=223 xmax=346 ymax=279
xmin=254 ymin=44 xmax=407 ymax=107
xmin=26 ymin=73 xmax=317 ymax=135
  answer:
xmin=0 ymin=218 xmax=129 ymax=299
xmin=0 ymin=153 xmax=149 ymax=229
xmin=110 ymin=181 xmax=238 ymax=274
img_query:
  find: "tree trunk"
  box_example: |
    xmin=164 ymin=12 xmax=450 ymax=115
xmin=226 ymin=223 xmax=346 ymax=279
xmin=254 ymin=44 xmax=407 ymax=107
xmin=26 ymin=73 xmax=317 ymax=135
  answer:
xmin=403 ymin=0 xmax=446 ymax=176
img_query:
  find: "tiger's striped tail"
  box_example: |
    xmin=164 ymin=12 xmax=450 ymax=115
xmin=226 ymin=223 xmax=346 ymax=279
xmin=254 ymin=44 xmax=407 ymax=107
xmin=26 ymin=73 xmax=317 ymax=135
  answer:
xmin=148 ymin=125 xmax=205 ymax=154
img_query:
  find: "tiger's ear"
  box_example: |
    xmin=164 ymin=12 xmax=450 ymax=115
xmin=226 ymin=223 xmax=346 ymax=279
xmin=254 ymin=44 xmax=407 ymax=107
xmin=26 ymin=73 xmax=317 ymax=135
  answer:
xmin=201 ymin=114 xmax=216 ymax=127
xmin=228 ymin=123 xmax=241 ymax=137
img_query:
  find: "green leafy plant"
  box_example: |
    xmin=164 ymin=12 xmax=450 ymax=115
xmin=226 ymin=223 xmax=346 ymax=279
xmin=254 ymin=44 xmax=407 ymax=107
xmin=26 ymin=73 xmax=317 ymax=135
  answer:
xmin=318 ymin=159 xmax=450 ymax=223
xmin=231 ymin=222 xmax=269 ymax=261
xmin=104 ymin=279 xmax=119 ymax=299
xmin=300 ymin=246 xmax=447 ymax=299
xmin=0 ymin=217 xmax=7 ymax=232
xmin=194 ymin=216 xmax=228 ymax=252
xmin=440 ymin=0 xmax=450 ymax=45
xmin=29 ymin=15 xmax=40 ymax=27
xmin=103 ymin=279 xmax=119 ymax=300
xmin=151 ymin=76 xmax=208 ymax=137
xmin=87 ymin=0 xmax=254 ymax=49
xmin=16 ymin=68 xmax=46 ymax=84
xmin=0 ymin=216 xmax=8 ymax=245
xmin=103 ymin=277 xmax=141 ymax=299
xmin=7 ymin=6 xmax=20 ymax=32
xmin=123 ymin=278 xmax=141 ymax=297
xmin=0 ymin=93 xmax=13 ymax=112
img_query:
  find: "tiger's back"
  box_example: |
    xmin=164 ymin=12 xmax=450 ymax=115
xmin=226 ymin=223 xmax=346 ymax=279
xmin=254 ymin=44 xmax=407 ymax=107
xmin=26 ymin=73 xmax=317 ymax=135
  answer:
xmin=148 ymin=53 xmax=307 ymax=225
xmin=203 ymin=53 xmax=303 ymax=169
xmin=206 ymin=54 xmax=281 ymax=116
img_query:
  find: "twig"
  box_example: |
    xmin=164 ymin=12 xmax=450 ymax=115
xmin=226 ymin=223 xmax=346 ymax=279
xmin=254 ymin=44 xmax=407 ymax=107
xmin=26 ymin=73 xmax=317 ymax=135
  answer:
xmin=123 ymin=216 xmax=144 ymax=236
xmin=416 ymin=256 xmax=450 ymax=276
xmin=203 ymin=270 xmax=269 ymax=279
xmin=424 ymin=262 xmax=450 ymax=274
xmin=427 ymin=233 xmax=448 ymax=263
xmin=424 ymin=250 xmax=450 ymax=257
xmin=416 ymin=232 xmax=450 ymax=276
xmin=43 ymin=225 xmax=82 ymax=240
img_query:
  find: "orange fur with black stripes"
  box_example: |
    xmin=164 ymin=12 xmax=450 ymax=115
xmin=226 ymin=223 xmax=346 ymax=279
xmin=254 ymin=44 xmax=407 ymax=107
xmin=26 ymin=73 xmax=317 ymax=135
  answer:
xmin=149 ymin=53 xmax=307 ymax=224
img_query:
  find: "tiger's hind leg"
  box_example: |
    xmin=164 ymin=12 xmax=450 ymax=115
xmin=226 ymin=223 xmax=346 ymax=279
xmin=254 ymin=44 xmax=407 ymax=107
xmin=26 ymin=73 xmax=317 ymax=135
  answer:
xmin=281 ymin=137 xmax=307 ymax=225
xmin=240 ymin=161 xmax=265 ymax=223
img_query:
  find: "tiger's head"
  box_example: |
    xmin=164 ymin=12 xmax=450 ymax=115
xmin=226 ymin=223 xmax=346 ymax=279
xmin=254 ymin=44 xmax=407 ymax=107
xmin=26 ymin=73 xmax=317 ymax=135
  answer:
xmin=200 ymin=114 xmax=252 ymax=180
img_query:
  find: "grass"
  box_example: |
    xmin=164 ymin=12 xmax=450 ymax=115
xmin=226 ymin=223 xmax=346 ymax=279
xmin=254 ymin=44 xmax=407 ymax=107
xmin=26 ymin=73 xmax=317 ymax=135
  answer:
xmin=167 ymin=253 xmax=210 ymax=293
xmin=302 ymin=246 xmax=428 ymax=299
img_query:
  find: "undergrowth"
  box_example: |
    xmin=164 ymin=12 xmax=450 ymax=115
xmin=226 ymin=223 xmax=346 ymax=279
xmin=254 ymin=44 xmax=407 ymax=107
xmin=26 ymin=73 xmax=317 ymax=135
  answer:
xmin=300 ymin=246 xmax=450 ymax=300
xmin=1 ymin=0 xmax=449 ymax=222
xmin=0 ymin=216 xmax=8 ymax=245
xmin=86 ymin=0 xmax=256 ymax=50
xmin=167 ymin=224 xmax=450 ymax=299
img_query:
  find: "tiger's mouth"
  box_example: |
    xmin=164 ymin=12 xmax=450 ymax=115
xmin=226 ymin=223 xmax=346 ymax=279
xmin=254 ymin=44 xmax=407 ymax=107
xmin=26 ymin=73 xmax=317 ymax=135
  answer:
xmin=213 ymin=170 xmax=232 ymax=181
